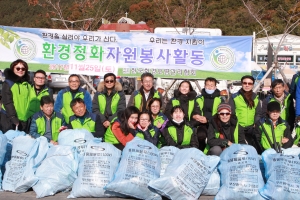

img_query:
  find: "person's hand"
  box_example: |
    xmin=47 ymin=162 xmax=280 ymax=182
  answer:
xmin=193 ymin=114 xmax=202 ymax=122
xmin=128 ymin=123 xmax=135 ymax=129
xmin=59 ymin=126 xmax=68 ymax=132
xmin=103 ymin=121 xmax=110 ymax=128
xmin=227 ymin=141 xmax=233 ymax=146
xmin=156 ymin=121 xmax=162 ymax=129
xmin=198 ymin=116 xmax=208 ymax=123
xmin=50 ymin=140 xmax=58 ymax=145
xmin=282 ymin=137 xmax=289 ymax=144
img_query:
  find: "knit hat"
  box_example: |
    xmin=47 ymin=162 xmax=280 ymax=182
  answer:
xmin=217 ymin=103 xmax=231 ymax=113
xmin=267 ymin=101 xmax=281 ymax=112
xmin=241 ymin=75 xmax=255 ymax=83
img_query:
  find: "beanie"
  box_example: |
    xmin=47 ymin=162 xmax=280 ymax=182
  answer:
xmin=217 ymin=103 xmax=231 ymax=113
xmin=267 ymin=101 xmax=281 ymax=112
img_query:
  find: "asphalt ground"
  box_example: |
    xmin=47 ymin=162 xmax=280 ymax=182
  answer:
xmin=0 ymin=190 xmax=215 ymax=200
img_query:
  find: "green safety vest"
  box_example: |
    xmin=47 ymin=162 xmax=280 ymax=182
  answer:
xmin=62 ymin=91 xmax=85 ymax=123
xmin=27 ymin=86 xmax=51 ymax=118
xmin=294 ymin=127 xmax=300 ymax=145
xmin=259 ymin=122 xmax=287 ymax=150
xmin=69 ymin=115 xmax=96 ymax=133
xmin=135 ymin=128 xmax=156 ymax=139
xmin=233 ymin=94 xmax=259 ymax=127
xmin=268 ymin=94 xmax=291 ymax=121
xmin=171 ymin=99 xmax=194 ymax=121
xmin=195 ymin=96 xmax=222 ymax=116
xmin=134 ymin=90 xmax=160 ymax=111
xmin=168 ymin=125 xmax=193 ymax=146
xmin=35 ymin=113 xmax=63 ymax=142
xmin=97 ymin=92 xmax=120 ymax=115
xmin=153 ymin=113 xmax=168 ymax=127
xmin=2 ymin=81 xmax=30 ymax=121
xmin=104 ymin=120 xmax=120 ymax=144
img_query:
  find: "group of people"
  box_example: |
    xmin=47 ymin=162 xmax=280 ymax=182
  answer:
xmin=1 ymin=59 xmax=297 ymax=154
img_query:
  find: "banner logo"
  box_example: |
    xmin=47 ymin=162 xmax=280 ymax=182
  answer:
xmin=210 ymin=46 xmax=235 ymax=71
xmin=14 ymin=38 xmax=37 ymax=61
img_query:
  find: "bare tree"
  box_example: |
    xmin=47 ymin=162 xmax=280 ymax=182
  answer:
xmin=242 ymin=0 xmax=300 ymax=91
xmin=154 ymin=0 xmax=208 ymax=34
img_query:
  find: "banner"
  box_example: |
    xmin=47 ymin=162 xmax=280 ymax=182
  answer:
xmin=0 ymin=26 xmax=252 ymax=80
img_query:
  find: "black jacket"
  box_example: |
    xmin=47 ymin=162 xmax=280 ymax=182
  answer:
xmin=135 ymin=124 xmax=161 ymax=146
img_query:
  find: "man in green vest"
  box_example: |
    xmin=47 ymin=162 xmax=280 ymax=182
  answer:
xmin=127 ymin=72 xmax=162 ymax=112
xmin=29 ymin=95 xmax=66 ymax=145
xmin=68 ymin=98 xmax=104 ymax=138
xmin=27 ymin=69 xmax=53 ymax=119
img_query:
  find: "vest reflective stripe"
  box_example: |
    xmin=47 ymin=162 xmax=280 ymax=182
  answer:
xmin=259 ymin=122 xmax=286 ymax=150
xmin=168 ymin=125 xmax=193 ymax=145
xmin=35 ymin=115 xmax=62 ymax=142
xmin=171 ymin=99 xmax=194 ymax=121
xmin=268 ymin=95 xmax=291 ymax=121
xmin=62 ymin=91 xmax=84 ymax=123
xmin=134 ymin=91 xmax=160 ymax=110
xmin=97 ymin=93 xmax=120 ymax=115
xmin=104 ymin=122 xmax=120 ymax=144
xmin=70 ymin=117 xmax=96 ymax=133
xmin=135 ymin=128 xmax=156 ymax=139
xmin=2 ymin=81 xmax=30 ymax=121
xmin=233 ymin=95 xmax=259 ymax=127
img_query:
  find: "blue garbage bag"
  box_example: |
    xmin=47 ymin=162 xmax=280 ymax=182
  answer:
xmin=159 ymin=146 xmax=179 ymax=176
xmin=2 ymin=135 xmax=40 ymax=192
xmin=58 ymin=129 xmax=94 ymax=156
xmin=202 ymin=168 xmax=220 ymax=196
xmin=148 ymin=148 xmax=220 ymax=200
xmin=105 ymin=137 xmax=161 ymax=200
xmin=68 ymin=138 xmax=122 ymax=198
xmin=259 ymin=148 xmax=300 ymax=199
xmin=1 ymin=130 xmax=26 ymax=174
xmin=33 ymin=145 xmax=79 ymax=198
xmin=0 ymin=132 xmax=7 ymax=190
xmin=215 ymin=144 xmax=265 ymax=200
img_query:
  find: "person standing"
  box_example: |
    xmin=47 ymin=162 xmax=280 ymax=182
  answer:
xmin=127 ymin=72 xmax=162 ymax=112
xmin=27 ymin=69 xmax=53 ymax=119
xmin=54 ymin=74 xmax=92 ymax=124
xmin=0 ymin=59 xmax=31 ymax=132
xmin=92 ymin=73 xmax=126 ymax=130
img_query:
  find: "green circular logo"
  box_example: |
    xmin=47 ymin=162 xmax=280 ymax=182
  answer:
xmin=210 ymin=46 xmax=235 ymax=71
xmin=14 ymin=38 xmax=37 ymax=61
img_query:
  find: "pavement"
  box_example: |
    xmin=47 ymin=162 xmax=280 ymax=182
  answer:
xmin=0 ymin=190 xmax=215 ymax=199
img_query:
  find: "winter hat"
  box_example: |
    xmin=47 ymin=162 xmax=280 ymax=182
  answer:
xmin=267 ymin=101 xmax=281 ymax=112
xmin=217 ymin=103 xmax=231 ymax=113
xmin=241 ymin=75 xmax=255 ymax=83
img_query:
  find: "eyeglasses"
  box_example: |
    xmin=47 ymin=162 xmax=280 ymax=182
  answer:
xmin=105 ymin=80 xmax=114 ymax=83
xmin=35 ymin=77 xmax=45 ymax=80
xmin=16 ymin=67 xmax=25 ymax=71
xmin=242 ymin=82 xmax=253 ymax=86
xmin=140 ymin=119 xmax=149 ymax=121
xmin=218 ymin=112 xmax=231 ymax=116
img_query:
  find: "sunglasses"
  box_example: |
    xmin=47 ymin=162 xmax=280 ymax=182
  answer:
xmin=105 ymin=80 xmax=114 ymax=83
xmin=16 ymin=67 xmax=26 ymax=72
xmin=242 ymin=82 xmax=253 ymax=86
xmin=218 ymin=112 xmax=231 ymax=116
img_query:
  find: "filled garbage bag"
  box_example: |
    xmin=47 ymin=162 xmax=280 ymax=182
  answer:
xmin=58 ymin=129 xmax=94 ymax=156
xmin=0 ymin=132 xmax=7 ymax=190
xmin=33 ymin=145 xmax=79 ymax=198
xmin=215 ymin=144 xmax=265 ymax=200
xmin=105 ymin=137 xmax=161 ymax=200
xmin=259 ymin=148 xmax=300 ymax=200
xmin=202 ymin=168 xmax=220 ymax=196
xmin=159 ymin=146 xmax=179 ymax=176
xmin=68 ymin=138 xmax=121 ymax=198
xmin=148 ymin=148 xmax=219 ymax=200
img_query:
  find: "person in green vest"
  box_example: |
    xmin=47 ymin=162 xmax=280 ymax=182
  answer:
xmin=0 ymin=59 xmax=31 ymax=133
xmin=229 ymin=75 xmax=262 ymax=149
xmin=262 ymin=79 xmax=294 ymax=131
xmin=207 ymin=103 xmax=246 ymax=156
xmin=67 ymin=98 xmax=104 ymax=138
xmin=148 ymin=98 xmax=168 ymax=131
xmin=54 ymin=74 xmax=92 ymax=124
xmin=29 ymin=95 xmax=66 ymax=145
xmin=135 ymin=111 xmax=162 ymax=147
xmin=162 ymin=105 xmax=199 ymax=149
xmin=127 ymin=72 xmax=162 ymax=112
xmin=92 ymin=73 xmax=126 ymax=130
xmin=104 ymin=106 xmax=139 ymax=150
xmin=254 ymin=101 xmax=293 ymax=151
xmin=27 ymin=69 xmax=53 ymax=119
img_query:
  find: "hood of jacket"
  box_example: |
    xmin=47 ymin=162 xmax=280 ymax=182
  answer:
xmin=97 ymin=81 xmax=122 ymax=93
xmin=4 ymin=68 xmax=30 ymax=83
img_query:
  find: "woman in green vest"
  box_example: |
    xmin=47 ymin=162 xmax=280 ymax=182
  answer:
xmin=148 ymin=98 xmax=168 ymax=131
xmin=135 ymin=111 xmax=162 ymax=147
xmin=162 ymin=105 xmax=198 ymax=149
xmin=0 ymin=59 xmax=31 ymax=132
xmin=207 ymin=103 xmax=246 ymax=156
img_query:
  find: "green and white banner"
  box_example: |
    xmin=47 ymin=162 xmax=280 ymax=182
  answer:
xmin=0 ymin=25 xmax=252 ymax=80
